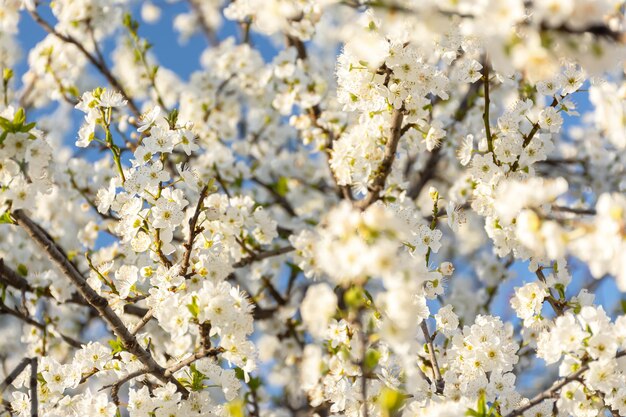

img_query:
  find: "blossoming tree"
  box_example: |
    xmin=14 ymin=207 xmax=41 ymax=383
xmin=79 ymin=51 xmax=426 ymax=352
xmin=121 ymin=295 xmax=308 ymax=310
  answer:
xmin=1 ymin=0 xmax=626 ymax=416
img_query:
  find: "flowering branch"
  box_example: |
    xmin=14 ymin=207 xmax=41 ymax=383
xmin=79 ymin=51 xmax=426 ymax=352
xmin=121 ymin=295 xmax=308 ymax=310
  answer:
xmin=356 ymin=107 xmax=405 ymax=209
xmin=181 ymin=184 xmax=211 ymax=277
xmin=504 ymin=351 xmax=626 ymax=417
xmin=420 ymin=320 xmax=444 ymax=393
xmin=0 ymin=299 xmax=83 ymax=349
xmin=10 ymin=209 xmax=188 ymax=395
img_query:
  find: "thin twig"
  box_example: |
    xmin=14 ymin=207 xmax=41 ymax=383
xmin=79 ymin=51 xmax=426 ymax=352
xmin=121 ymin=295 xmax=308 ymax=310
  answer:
xmin=131 ymin=309 xmax=154 ymax=336
xmin=0 ymin=259 xmax=147 ymax=319
xmin=26 ymin=7 xmax=141 ymax=118
xmin=510 ymin=97 xmax=559 ymax=171
xmin=0 ymin=358 xmax=31 ymax=394
xmin=232 ymin=246 xmax=294 ymax=269
xmin=0 ymin=300 xmax=83 ymax=349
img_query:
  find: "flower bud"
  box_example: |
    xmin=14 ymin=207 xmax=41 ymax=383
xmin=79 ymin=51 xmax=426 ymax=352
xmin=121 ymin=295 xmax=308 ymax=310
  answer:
xmin=429 ymin=186 xmax=439 ymax=202
xmin=440 ymin=261 xmax=454 ymax=276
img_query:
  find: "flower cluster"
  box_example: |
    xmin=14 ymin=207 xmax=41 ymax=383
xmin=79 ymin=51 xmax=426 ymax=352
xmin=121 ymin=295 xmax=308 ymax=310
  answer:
xmin=1 ymin=1 xmax=626 ymax=417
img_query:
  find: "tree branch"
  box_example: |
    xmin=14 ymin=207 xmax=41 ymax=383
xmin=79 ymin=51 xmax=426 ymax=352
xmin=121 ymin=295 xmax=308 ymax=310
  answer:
xmin=0 ymin=300 xmax=83 ymax=349
xmin=482 ymin=57 xmax=494 ymax=155
xmin=232 ymin=246 xmax=294 ymax=269
xmin=356 ymin=108 xmax=404 ymax=210
xmin=504 ymin=350 xmax=626 ymax=417
xmin=29 ymin=358 xmax=37 ymax=417
xmin=11 ymin=210 xmax=187 ymax=396
xmin=181 ymin=184 xmax=210 ymax=277
xmin=0 ymin=358 xmax=31 ymax=394
xmin=510 ymin=97 xmax=559 ymax=171
xmin=0 ymin=259 xmax=148 ymax=319
xmin=420 ymin=320 xmax=444 ymax=393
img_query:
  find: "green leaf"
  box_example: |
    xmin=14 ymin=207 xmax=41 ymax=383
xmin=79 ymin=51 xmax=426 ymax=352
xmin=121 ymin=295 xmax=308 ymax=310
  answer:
xmin=0 ymin=212 xmax=15 ymax=224
xmin=378 ymin=387 xmax=404 ymax=417
xmin=13 ymin=108 xmax=25 ymax=125
xmin=187 ymin=364 xmax=206 ymax=391
xmin=555 ymin=283 xmax=566 ymax=300
xmin=364 ymin=348 xmax=381 ymax=371
xmin=234 ymin=367 xmax=245 ymax=381
xmin=0 ymin=116 xmax=12 ymax=131
xmin=17 ymin=264 xmax=28 ymax=277
xmin=3 ymin=68 xmax=13 ymax=82
xmin=166 ymin=108 xmax=179 ymax=129
xmin=186 ymin=295 xmax=199 ymax=318
xmin=20 ymin=122 xmax=37 ymax=133
xmin=274 ymin=176 xmax=289 ymax=197
xmin=248 ymin=376 xmax=262 ymax=391
xmin=108 ymin=337 xmax=125 ymax=355
xmin=344 ymin=286 xmax=365 ymax=310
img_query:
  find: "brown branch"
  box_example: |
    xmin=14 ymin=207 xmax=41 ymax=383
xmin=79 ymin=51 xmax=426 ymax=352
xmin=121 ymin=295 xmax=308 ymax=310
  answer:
xmin=356 ymin=108 xmax=405 ymax=210
xmin=261 ymin=276 xmax=286 ymax=306
xmin=0 ymin=259 xmax=147 ymax=319
xmin=504 ymin=351 xmax=626 ymax=417
xmin=539 ymin=22 xmax=626 ymax=42
xmin=406 ymin=148 xmax=442 ymax=200
xmin=104 ymin=345 xmax=224 ymax=399
xmin=510 ymin=97 xmax=559 ymax=171
xmin=101 ymin=368 xmax=146 ymax=406
xmin=11 ymin=210 xmax=187 ymax=396
xmin=181 ymin=184 xmax=210 ymax=277
xmin=420 ymin=320 xmax=444 ymax=393
xmin=68 ymin=172 xmax=118 ymax=221
xmin=163 ymin=347 xmax=224 ymax=377
xmin=29 ymin=358 xmax=37 ymax=417
xmin=251 ymin=178 xmax=297 ymax=217
xmin=0 ymin=260 xmax=30 ymax=293
xmin=232 ymin=246 xmax=294 ymax=269
xmin=131 ymin=309 xmax=154 ymax=336
xmin=0 ymin=358 xmax=31 ymax=394
xmin=154 ymin=228 xmax=173 ymax=268
xmin=536 ymin=268 xmax=567 ymax=316
xmin=551 ymin=205 xmax=596 ymax=216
